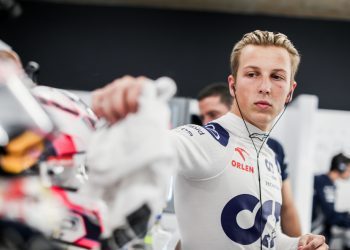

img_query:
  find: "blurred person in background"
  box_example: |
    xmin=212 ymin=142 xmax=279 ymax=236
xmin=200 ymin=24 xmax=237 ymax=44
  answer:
xmin=312 ymin=153 xmax=350 ymax=249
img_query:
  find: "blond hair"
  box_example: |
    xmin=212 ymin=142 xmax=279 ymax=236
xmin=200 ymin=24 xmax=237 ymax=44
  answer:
xmin=230 ymin=30 xmax=300 ymax=82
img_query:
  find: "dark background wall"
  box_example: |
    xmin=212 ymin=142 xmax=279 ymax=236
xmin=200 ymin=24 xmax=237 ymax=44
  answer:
xmin=1 ymin=1 xmax=350 ymax=110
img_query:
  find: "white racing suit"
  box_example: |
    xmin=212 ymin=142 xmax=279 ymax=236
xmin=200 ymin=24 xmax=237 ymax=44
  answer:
xmin=170 ymin=112 xmax=299 ymax=250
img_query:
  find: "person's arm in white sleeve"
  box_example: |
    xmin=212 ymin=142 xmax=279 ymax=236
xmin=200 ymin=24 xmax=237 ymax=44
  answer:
xmin=169 ymin=124 xmax=229 ymax=180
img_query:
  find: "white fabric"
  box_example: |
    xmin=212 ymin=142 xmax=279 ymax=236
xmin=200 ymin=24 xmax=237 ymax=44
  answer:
xmin=83 ymin=77 xmax=177 ymax=237
xmin=171 ymin=112 xmax=299 ymax=250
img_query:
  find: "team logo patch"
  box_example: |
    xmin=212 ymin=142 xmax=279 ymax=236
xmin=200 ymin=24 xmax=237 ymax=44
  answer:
xmin=249 ymin=133 xmax=268 ymax=142
xmin=203 ymin=122 xmax=229 ymax=146
xmin=265 ymin=159 xmax=274 ymax=174
xmin=221 ymin=194 xmax=281 ymax=248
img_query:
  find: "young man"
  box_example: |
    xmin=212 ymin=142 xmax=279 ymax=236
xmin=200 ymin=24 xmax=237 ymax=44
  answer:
xmin=197 ymin=82 xmax=302 ymax=237
xmin=92 ymin=30 xmax=327 ymax=249
xmin=312 ymin=153 xmax=350 ymax=248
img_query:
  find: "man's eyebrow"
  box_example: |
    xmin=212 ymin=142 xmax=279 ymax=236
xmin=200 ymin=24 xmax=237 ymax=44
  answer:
xmin=271 ymin=68 xmax=287 ymax=73
xmin=242 ymin=66 xmax=260 ymax=70
xmin=243 ymin=66 xmax=287 ymax=73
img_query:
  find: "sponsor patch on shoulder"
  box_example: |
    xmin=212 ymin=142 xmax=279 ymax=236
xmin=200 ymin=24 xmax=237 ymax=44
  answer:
xmin=179 ymin=126 xmax=194 ymax=136
xmin=203 ymin=122 xmax=229 ymax=146
xmin=187 ymin=124 xmax=206 ymax=135
xmin=177 ymin=124 xmax=206 ymax=137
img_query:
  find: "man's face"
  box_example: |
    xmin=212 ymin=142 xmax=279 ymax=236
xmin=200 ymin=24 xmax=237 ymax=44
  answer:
xmin=198 ymin=95 xmax=230 ymax=125
xmin=228 ymin=45 xmax=297 ymax=131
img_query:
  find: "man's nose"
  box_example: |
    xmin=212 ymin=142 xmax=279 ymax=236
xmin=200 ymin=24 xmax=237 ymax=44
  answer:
xmin=258 ymin=77 xmax=272 ymax=95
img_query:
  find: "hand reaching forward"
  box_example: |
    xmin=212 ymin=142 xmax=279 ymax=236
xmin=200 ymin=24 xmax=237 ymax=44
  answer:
xmin=298 ymin=234 xmax=328 ymax=250
xmin=92 ymin=75 xmax=148 ymax=124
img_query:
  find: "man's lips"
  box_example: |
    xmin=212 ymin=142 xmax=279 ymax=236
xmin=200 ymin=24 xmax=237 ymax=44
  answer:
xmin=255 ymin=101 xmax=272 ymax=109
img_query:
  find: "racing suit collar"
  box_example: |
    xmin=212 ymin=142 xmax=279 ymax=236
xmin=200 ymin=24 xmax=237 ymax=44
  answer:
xmin=215 ymin=112 xmax=269 ymax=148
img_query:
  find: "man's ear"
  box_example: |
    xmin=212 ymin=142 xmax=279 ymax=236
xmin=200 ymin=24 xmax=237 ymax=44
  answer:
xmin=286 ymin=91 xmax=293 ymax=104
xmin=286 ymin=81 xmax=297 ymax=104
xmin=228 ymin=75 xmax=236 ymax=96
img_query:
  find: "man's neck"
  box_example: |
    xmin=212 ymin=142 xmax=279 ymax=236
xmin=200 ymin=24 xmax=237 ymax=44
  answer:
xmin=230 ymin=108 xmax=270 ymax=132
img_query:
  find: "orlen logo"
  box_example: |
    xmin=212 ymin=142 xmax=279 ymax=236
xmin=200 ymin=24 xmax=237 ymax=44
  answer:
xmin=221 ymin=194 xmax=281 ymax=248
xmin=232 ymin=147 xmax=254 ymax=174
xmin=235 ymin=147 xmax=249 ymax=161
